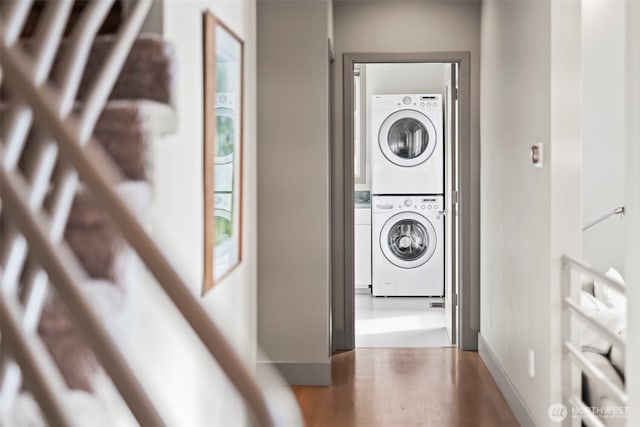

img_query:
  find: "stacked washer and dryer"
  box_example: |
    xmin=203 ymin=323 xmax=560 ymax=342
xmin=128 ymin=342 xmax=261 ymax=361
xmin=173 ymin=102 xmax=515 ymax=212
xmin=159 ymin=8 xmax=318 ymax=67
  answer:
xmin=371 ymin=94 xmax=444 ymax=297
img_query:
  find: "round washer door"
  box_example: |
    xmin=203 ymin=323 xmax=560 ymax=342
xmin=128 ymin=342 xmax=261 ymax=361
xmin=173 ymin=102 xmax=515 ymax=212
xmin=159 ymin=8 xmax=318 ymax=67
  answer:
xmin=380 ymin=212 xmax=437 ymax=269
xmin=378 ymin=109 xmax=437 ymax=167
xmin=215 ymin=107 xmax=236 ymax=165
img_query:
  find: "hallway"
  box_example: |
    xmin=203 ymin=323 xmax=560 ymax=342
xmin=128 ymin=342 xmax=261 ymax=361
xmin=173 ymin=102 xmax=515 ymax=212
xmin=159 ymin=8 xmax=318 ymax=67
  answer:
xmin=293 ymin=349 xmax=518 ymax=427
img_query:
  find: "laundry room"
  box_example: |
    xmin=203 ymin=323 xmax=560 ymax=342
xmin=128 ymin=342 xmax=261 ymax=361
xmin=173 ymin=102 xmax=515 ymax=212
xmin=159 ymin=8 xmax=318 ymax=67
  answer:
xmin=353 ymin=61 xmax=459 ymax=348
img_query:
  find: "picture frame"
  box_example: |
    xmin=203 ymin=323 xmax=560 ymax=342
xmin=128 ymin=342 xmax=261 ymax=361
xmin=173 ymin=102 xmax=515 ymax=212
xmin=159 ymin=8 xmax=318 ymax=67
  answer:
xmin=203 ymin=12 xmax=244 ymax=294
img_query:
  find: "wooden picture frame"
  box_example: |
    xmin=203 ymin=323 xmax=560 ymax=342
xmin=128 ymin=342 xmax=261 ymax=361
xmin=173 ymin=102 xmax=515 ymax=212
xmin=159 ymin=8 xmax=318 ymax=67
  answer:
xmin=203 ymin=12 xmax=244 ymax=294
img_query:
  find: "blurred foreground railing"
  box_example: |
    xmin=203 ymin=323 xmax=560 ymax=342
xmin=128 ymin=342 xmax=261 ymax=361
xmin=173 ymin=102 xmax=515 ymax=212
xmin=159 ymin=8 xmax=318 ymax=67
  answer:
xmin=0 ymin=2 xmax=291 ymax=426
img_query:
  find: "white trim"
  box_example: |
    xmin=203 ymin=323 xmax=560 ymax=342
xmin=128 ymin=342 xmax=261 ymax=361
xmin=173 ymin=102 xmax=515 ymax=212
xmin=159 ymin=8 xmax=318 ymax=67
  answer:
xmin=258 ymin=362 xmax=332 ymax=386
xmin=478 ymin=334 xmax=537 ymax=427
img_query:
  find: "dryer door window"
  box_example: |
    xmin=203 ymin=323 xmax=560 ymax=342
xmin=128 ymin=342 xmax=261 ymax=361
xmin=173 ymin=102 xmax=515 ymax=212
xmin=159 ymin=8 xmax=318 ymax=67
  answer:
xmin=387 ymin=118 xmax=428 ymax=160
xmin=379 ymin=109 xmax=437 ymax=167
xmin=380 ymin=212 xmax=437 ymax=269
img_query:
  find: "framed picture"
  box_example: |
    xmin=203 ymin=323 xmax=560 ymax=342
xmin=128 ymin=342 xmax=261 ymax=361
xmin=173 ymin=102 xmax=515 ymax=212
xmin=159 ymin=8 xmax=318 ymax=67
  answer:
xmin=203 ymin=12 xmax=244 ymax=293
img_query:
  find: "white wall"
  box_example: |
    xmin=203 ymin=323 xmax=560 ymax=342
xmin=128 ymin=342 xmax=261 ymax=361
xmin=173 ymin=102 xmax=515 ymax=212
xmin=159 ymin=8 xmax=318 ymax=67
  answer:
xmin=355 ymin=63 xmax=448 ymax=191
xmin=480 ymin=0 xmax=581 ymax=425
xmin=582 ymin=0 xmax=626 ymax=273
xmin=130 ymin=1 xmax=259 ymax=425
xmin=624 ymin=0 xmax=640 ymax=423
xmin=257 ymin=0 xmax=332 ymax=385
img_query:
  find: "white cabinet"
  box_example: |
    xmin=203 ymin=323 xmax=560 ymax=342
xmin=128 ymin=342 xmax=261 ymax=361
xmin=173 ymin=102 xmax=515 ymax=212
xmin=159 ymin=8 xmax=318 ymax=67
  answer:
xmin=355 ymin=208 xmax=371 ymax=289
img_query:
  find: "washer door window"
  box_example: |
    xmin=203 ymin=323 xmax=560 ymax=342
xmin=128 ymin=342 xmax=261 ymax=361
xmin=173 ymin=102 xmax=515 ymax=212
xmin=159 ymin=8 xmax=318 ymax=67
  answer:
xmin=215 ymin=106 xmax=235 ymax=165
xmin=380 ymin=212 xmax=437 ymax=269
xmin=378 ymin=109 xmax=437 ymax=167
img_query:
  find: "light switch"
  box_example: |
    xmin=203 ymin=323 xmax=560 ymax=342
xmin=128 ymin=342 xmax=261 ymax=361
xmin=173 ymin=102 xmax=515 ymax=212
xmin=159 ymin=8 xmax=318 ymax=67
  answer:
xmin=531 ymin=143 xmax=544 ymax=168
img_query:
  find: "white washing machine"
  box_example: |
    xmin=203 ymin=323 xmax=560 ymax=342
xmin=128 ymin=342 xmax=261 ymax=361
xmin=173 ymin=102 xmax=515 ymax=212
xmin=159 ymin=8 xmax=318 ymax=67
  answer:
xmin=372 ymin=195 xmax=444 ymax=296
xmin=214 ymin=92 xmax=238 ymax=193
xmin=371 ymin=94 xmax=443 ymax=195
xmin=213 ymin=193 xmax=239 ymax=281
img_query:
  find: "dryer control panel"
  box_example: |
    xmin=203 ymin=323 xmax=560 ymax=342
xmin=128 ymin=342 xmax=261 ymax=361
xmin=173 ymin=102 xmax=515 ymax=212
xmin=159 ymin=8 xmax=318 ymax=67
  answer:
xmin=396 ymin=197 xmax=440 ymax=212
xmin=371 ymin=94 xmax=442 ymax=112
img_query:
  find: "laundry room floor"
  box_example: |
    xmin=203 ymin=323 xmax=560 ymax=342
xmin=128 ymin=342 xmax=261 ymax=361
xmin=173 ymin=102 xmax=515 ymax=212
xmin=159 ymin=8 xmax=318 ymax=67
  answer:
xmin=355 ymin=292 xmax=451 ymax=348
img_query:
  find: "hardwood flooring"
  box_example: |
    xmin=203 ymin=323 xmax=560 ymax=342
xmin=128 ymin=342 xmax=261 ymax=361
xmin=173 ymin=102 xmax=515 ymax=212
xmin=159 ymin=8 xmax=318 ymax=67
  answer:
xmin=292 ymin=348 xmax=519 ymax=427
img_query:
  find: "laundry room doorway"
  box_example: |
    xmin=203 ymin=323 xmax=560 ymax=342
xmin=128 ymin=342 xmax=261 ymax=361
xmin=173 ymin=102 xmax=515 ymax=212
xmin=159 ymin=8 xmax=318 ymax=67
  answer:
xmin=333 ymin=52 xmax=476 ymax=351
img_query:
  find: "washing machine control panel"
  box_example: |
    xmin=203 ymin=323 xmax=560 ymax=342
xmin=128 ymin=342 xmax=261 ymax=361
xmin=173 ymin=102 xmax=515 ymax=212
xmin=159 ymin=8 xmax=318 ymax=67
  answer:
xmin=389 ymin=197 xmax=441 ymax=211
xmin=373 ymin=196 xmax=443 ymax=214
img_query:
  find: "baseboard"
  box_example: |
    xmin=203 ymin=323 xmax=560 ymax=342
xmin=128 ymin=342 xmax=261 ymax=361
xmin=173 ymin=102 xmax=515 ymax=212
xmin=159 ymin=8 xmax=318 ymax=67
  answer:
xmin=478 ymin=333 xmax=536 ymax=427
xmin=257 ymin=361 xmax=331 ymax=386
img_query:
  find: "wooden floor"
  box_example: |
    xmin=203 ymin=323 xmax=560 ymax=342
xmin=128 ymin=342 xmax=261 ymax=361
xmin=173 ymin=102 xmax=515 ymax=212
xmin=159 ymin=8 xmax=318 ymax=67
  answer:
xmin=293 ymin=348 xmax=518 ymax=427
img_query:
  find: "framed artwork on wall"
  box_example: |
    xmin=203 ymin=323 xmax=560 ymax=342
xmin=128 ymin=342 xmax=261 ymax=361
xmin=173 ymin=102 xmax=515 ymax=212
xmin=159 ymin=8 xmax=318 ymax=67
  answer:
xmin=203 ymin=11 xmax=244 ymax=294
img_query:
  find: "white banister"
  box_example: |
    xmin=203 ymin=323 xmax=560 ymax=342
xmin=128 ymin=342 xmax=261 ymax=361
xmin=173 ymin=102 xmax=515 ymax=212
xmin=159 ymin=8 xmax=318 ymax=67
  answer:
xmin=561 ymin=254 xmax=627 ymax=427
xmin=1 ymin=0 xmax=149 ymax=416
xmin=1 ymin=48 xmax=280 ymax=422
xmin=78 ymin=0 xmax=152 ymax=140
xmin=564 ymin=298 xmax=625 ymax=350
xmin=56 ymin=0 xmax=117 ymax=112
xmin=0 ymin=295 xmax=75 ymax=426
xmin=31 ymin=0 xmax=73 ymax=82
xmin=0 ymin=0 xmax=34 ymax=46
xmin=1 ymin=165 xmax=167 ymax=427
xmin=0 ymin=2 xmax=287 ymax=426
xmin=565 ymin=343 xmax=627 ymax=406
xmin=562 ymin=254 xmax=625 ymax=294
xmin=568 ymin=395 xmax=607 ymax=427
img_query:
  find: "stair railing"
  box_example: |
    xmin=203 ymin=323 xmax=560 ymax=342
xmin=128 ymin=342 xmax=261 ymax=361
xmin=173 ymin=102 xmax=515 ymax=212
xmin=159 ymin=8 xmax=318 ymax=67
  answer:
xmin=0 ymin=1 xmax=280 ymax=426
xmin=560 ymin=255 xmax=627 ymax=427
xmin=582 ymin=206 xmax=625 ymax=231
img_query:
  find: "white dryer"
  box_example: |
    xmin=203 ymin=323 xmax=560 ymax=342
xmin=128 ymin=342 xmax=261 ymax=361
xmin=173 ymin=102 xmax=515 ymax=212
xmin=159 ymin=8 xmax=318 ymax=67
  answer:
xmin=371 ymin=94 xmax=443 ymax=195
xmin=372 ymin=195 xmax=444 ymax=296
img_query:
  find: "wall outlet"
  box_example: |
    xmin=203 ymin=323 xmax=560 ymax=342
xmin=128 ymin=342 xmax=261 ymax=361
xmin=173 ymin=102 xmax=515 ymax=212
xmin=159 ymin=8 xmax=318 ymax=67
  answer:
xmin=528 ymin=349 xmax=535 ymax=378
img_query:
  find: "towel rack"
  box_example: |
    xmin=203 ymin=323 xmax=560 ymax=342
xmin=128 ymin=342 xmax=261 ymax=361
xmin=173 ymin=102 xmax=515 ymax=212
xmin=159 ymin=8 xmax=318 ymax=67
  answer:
xmin=582 ymin=206 xmax=625 ymax=231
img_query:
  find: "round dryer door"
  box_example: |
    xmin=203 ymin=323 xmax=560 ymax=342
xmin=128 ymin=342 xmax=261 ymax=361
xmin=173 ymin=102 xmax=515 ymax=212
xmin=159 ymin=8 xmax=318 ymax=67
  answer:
xmin=380 ymin=212 xmax=437 ymax=269
xmin=378 ymin=109 xmax=437 ymax=167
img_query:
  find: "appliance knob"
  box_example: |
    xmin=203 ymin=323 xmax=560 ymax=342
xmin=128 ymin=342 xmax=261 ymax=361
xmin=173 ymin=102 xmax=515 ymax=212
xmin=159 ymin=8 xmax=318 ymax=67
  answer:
xmin=420 ymin=103 xmax=425 ymax=107
xmin=404 ymin=199 xmax=412 ymax=207
xmin=403 ymin=96 xmax=411 ymax=105
xmin=428 ymin=205 xmax=432 ymax=210
xmin=421 ymin=205 xmax=426 ymax=209
xmin=433 ymin=102 xmax=438 ymax=107
xmin=427 ymin=103 xmax=432 ymax=107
